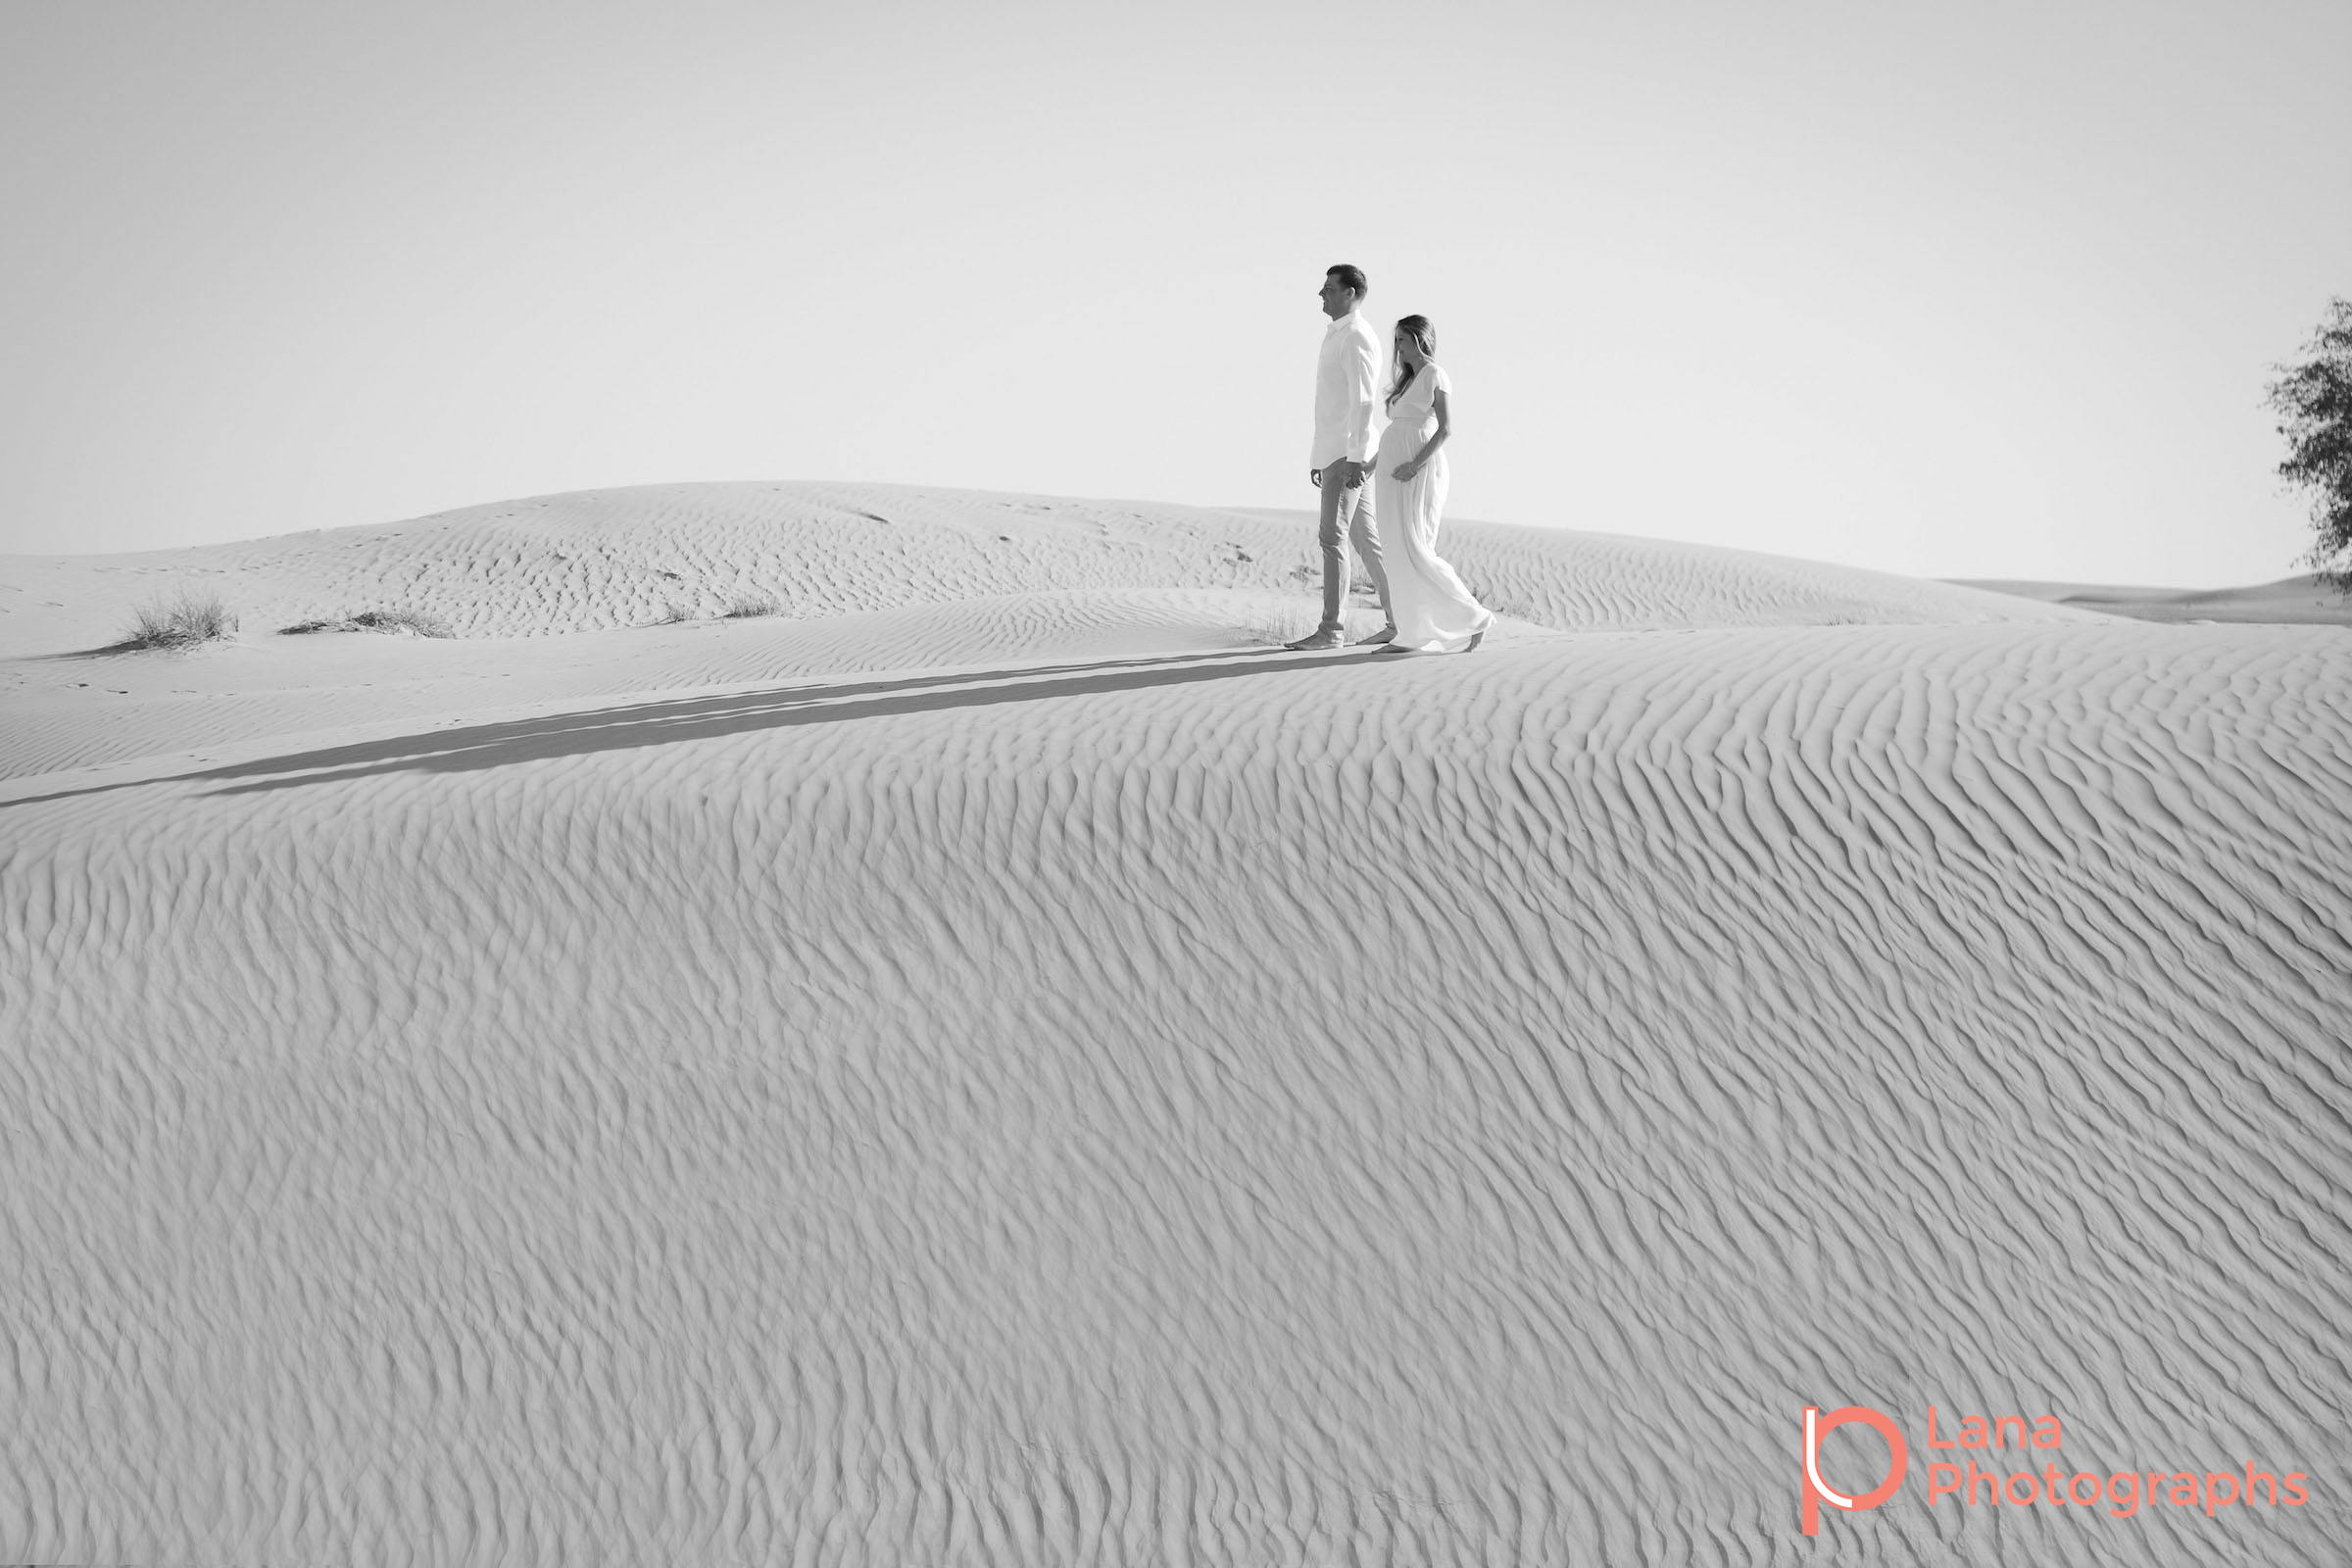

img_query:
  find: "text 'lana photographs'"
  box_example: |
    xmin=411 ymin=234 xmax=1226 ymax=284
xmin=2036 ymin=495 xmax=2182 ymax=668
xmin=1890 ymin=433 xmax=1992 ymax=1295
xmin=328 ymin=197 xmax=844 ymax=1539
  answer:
xmin=1799 ymin=1404 xmax=2310 ymax=1537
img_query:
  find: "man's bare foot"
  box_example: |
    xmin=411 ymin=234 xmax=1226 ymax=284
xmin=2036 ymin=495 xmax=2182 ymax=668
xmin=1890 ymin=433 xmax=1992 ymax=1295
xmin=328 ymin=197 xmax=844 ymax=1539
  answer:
xmin=1284 ymin=626 xmax=1347 ymax=651
xmin=1352 ymin=625 xmax=1397 ymax=646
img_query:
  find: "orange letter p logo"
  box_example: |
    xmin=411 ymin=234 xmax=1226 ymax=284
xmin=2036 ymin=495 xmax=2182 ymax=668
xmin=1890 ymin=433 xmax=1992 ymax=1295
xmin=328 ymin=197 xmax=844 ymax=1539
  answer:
xmin=1801 ymin=1405 xmax=1907 ymax=1535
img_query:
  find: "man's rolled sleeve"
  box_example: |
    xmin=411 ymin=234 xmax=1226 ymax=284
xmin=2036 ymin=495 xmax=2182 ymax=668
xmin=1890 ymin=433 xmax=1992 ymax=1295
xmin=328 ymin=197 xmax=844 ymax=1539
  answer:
xmin=1343 ymin=337 xmax=1379 ymax=463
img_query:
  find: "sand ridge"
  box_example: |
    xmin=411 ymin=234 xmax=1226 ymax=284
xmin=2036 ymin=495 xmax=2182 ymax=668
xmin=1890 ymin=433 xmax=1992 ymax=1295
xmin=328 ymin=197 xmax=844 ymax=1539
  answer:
xmin=0 ymin=480 xmax=2094 ymax=661
xmin=5 ymin=482 xmax=2095 ymax=784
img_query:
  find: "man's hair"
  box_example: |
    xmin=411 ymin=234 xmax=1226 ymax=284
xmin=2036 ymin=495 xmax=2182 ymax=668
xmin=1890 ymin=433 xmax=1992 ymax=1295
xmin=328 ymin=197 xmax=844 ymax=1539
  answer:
xmin=1326 ymin=264 xmax=1368 ymax=298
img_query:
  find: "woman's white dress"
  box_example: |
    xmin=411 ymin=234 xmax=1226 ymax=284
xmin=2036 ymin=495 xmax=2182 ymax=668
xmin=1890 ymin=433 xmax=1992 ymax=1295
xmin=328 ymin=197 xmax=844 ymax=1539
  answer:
xmin=1375 ymin=363 xmax=1494 ymax=653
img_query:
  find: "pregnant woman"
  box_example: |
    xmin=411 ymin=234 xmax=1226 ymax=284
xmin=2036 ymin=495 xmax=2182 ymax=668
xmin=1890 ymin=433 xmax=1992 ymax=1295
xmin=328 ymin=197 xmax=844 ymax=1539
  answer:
xmin=1375 ymin=315 xmax=1494 ymax=654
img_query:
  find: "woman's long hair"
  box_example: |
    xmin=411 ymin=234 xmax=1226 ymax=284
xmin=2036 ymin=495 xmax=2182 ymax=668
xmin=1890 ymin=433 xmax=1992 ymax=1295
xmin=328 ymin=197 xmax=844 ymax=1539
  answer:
xmin=1387 ymin=316 xmax=1437 ymax=409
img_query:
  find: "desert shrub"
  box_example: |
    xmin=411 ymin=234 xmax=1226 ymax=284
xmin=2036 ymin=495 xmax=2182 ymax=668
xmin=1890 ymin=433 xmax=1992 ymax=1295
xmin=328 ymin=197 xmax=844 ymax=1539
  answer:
xmin=1240 ymin=598 xmax=1387 ymax=647
xmin=279 ymin=607 xmax=452 ymax=637
xmin=1240 ymin=604 xmax=1310 ymax=646
xmin=651 ymin=601 xmax=694 ymax=624
xmin=722 ymin=593 xmax=781 ymax=618
xmin=351 ymin=608 xmax=451 ymax=637
xmin=120 ymin=589 xmax=237 ymax=649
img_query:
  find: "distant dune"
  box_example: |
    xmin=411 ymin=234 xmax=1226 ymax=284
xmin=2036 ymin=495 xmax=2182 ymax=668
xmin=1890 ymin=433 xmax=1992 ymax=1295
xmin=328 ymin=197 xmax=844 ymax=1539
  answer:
xmin=2 ymin=484 xmax=2343 ymax=1566
xmin=1953 ymin=572 xmax=2352 ymax=625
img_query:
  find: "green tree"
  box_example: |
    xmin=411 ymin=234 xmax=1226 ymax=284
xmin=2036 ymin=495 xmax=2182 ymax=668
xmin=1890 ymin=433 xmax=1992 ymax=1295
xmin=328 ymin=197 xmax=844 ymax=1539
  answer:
xmin=2266 ymin=297 xmax=2352 ymax=593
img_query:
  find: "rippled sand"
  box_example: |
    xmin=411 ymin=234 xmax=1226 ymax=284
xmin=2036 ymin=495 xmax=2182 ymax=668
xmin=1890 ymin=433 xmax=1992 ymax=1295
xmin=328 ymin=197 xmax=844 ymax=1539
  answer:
xmin=3 ymin=485 xmax=2344 ymax=1565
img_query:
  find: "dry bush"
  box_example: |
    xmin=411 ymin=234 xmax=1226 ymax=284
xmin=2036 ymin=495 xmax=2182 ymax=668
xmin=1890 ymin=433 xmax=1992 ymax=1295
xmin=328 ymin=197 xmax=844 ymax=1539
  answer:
xmin=1240 ymin=598 xmax=1385 ymax=647
xmin=279 ymin=607 xmax=452 ymax=637
xmin=722 ymin=593 xmax=782 ymax=618
xmin=119 ymin=589 xmax=237 ymax=649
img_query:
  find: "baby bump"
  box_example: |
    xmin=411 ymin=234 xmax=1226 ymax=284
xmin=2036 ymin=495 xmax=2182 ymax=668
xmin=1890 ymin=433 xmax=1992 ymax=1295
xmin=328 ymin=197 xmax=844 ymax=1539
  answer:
xmin=1379 ymin=415 xmax=1436 ymax=458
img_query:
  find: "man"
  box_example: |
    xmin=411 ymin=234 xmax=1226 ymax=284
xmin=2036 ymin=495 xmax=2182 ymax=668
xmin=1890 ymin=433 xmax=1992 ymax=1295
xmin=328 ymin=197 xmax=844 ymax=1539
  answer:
xmin=1286 ymin=263 xmax=1396 ymax=651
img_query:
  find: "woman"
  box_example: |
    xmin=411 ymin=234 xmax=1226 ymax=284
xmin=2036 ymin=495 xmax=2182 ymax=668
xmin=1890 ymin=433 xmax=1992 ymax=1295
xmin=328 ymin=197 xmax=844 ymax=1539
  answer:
xmin=1375 ymin=316 xmax=1494 ymax=654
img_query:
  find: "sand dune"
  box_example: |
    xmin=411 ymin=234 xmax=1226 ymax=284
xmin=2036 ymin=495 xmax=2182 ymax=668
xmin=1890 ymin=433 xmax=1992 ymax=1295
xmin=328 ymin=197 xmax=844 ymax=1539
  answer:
xmin=3 ymin=482 xmax=2085 ymax=786
xmin=1 ymin=481 xmax=2089 ymax=662
xmin=1954 ymin=572 xmax=2352 ymax=626
xmin=2 ymin=486 xmax=2344 ymax=1566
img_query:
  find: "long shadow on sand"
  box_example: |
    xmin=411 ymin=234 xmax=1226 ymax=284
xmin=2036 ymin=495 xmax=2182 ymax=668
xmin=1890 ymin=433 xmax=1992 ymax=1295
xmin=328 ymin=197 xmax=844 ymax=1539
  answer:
xmin=4 ymin=646 xmax=1405 ymax=806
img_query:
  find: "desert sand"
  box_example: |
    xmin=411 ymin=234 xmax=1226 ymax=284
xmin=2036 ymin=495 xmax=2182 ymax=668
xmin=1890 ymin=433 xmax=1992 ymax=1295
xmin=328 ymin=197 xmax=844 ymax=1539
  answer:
xmin=3 ymin=481 xmax=2345 ymax=1566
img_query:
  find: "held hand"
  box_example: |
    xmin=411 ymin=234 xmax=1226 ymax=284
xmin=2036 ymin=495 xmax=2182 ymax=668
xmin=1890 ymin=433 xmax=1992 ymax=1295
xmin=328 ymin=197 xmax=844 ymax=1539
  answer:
xmin=1340 ymin=460 xmax=1366 ymax=490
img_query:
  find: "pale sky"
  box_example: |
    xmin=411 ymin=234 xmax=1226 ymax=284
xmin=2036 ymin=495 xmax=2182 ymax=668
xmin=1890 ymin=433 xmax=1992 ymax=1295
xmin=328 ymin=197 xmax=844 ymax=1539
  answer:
xmin=3 ymin=0 xmax=2346 ymax=585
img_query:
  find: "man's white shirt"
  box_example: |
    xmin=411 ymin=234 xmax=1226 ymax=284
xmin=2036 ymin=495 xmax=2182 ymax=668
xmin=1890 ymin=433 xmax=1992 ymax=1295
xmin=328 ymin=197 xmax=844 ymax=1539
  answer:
xmin=1311 ymin=308 xmax=1382 ymax=470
